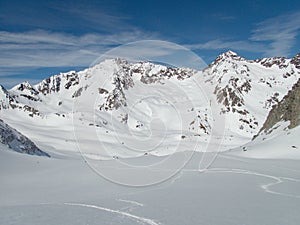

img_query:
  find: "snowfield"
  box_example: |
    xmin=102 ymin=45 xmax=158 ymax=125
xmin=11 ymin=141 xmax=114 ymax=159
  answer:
xmin=1 ymin=131 xmax=300 ymax=225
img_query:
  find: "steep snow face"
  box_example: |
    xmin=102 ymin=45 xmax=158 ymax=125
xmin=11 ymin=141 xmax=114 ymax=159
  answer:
xmin=0 ymin=52 xmax=299 ymax=158
xmin=0 ymin=119 xmax=50 ymax=157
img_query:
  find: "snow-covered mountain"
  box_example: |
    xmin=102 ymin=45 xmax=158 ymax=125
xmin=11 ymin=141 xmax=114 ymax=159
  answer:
xmin=0 ymin=51 xmax=299 ymax=158
xmin=203 ymin=51 xmax=299 ymax=135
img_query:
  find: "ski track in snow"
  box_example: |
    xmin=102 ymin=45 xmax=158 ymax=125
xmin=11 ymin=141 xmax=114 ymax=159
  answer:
xmin=118 ymin=199 xmax=144 ymax=207
xmin=122 ymin=165 xmax=300 ymax=199
xmin=64 ymin=203 xmax=160 ymax=225
xmin=170 ymin=170 xmax=183 ymax=185
xmin=204 ymin=168 xmax=300 ymax=198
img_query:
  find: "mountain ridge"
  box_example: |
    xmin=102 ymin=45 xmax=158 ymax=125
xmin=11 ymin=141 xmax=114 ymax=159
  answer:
xmin=0 ymin=50 xmax=299 ymax=158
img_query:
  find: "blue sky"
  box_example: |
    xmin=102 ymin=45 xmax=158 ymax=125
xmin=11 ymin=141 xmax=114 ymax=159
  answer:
xmin=1 ymin=0 xmax=300 ymax=88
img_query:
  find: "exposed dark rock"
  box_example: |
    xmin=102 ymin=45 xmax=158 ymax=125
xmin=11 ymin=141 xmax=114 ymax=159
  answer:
xmin=72 ymin=87 xmax=83 ymax=98
xmin=255 ymin=79 xmax=300 ymax=138
xmin=0 ymin=119 xmax=50 ymax=157
xmin=291 ymin=53 xmax=300 ymax=69
xmin=99 ymin=61 xmax=134 ymax=111
xmin=17 ymin=82 xmax=39 ymax=95
xmin=255 ymin=57 xmax=288 ymax=68
xmin=98 ymin=88 xmax=109 ymax=94
xmin=20 ymin=94 xmax=39 ymax=101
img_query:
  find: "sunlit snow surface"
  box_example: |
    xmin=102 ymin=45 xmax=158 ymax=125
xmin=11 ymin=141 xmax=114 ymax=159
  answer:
xmin=1 ymin=131 xmax=300 ymax=225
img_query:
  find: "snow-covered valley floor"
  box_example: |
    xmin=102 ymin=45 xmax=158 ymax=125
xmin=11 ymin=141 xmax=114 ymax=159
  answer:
xmin=1 ymin=146 xmax=300 ymax=225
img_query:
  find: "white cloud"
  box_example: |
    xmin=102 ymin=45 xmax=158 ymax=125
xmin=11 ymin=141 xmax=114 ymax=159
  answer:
xmin=0 ymin=29 xmax=159 ymax=73
xmin=250 ymin=11 xmax=300 ymax=56
xmin=187 ymin=10 xmax=300 ymax=57
xmin=185 ymin=39 xmax=267 ymax=53
xmin=49 ymin=2 xmax=130 ymax=32
xmin=0 ymin=1 xmax=130 ymax=34
xmin=211 ymin=13 xmax=236 ymax=21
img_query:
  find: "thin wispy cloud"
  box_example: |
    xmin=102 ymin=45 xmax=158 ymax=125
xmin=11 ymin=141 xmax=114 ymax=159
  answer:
xmin=187 ymin=10 xmax=300 ymax=57
xmin=0 ymin=29 xmax=159 ymax=70
xmin=51 ymin=3 xmax=130 ymax=32
xmin=220 ymin=16 xmax=236 ymax=21
xmin=0 ymin=1 xmax=129 ymax=33
xmin=185 ymin=39 xmax=267 ymax=53
xmin=250 ymin=11 xmax=300 ymax=56
xmin=212 ymin=13 xmax=236 ymax=21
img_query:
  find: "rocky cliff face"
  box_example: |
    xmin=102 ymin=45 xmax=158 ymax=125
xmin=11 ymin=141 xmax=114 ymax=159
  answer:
xmin=0 ymin=119 xmax=50 ymax=157
xmin=256 ymin=78 xmax=300 ymax=136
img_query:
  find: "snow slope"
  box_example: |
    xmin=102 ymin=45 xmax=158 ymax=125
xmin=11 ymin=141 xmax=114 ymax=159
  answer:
xmin=1 ymin=144 xmax=300 ymax=225
xmin=229 ymin=123 xmax=300 ymax=159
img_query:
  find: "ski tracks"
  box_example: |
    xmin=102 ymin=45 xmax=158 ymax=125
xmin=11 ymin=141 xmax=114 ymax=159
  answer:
xmin=206 ymin=167 xmax=300 ymax=198
xmin=118 ymin=199 xmax=144 ymax=207
xmin=64 ymin=202 xmax=161 ymax=225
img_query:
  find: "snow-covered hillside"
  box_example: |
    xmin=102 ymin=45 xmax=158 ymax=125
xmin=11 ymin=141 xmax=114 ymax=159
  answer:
xmin=0 ymin=51 xmax=299 ymax=158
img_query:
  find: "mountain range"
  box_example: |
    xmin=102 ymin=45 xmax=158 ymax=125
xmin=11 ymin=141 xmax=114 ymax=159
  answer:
xmin=0 ymin=51 xmax=299 ymax=158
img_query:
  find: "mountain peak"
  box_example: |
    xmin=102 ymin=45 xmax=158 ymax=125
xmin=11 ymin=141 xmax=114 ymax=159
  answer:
xmin=13 ymin=81 xmax=33 ymax=90
xmin=205 ymin=50 xmax=244 ymax=69
xmin=213 ymin=50 xmax=244 ymax=63
xmin=0 ymin=84 xmax=6 ymax=92
xmin=223 ymin=50 xmax=238 ymax=57
xmin=11 ymin=80 xmax=39 ymax=97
